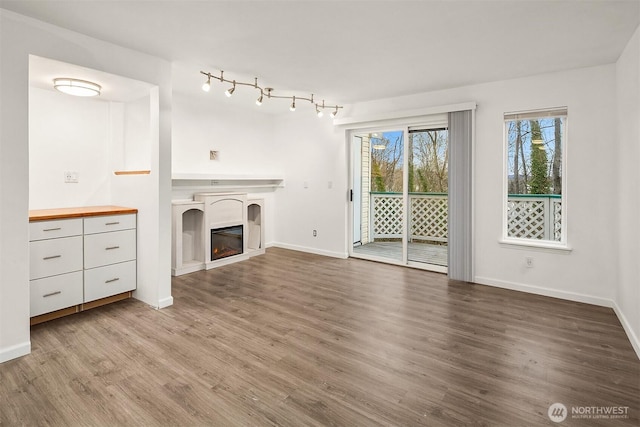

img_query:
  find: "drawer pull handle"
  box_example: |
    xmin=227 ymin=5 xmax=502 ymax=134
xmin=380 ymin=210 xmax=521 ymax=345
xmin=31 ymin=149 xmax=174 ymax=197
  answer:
xmin=105 ymin=246 xmax=120 ymax=250
xmin=43 ymin=255 xmax=62 ymax=260
xmin=105 ymin=222 xmax=120 ymax=226
xmin=105 ymin=278 xmax=120 ymax=283
xmin=43 ymin=291 xmax=61 ymax=298
xmin=43 ymin=227 xmax=62 ymax=232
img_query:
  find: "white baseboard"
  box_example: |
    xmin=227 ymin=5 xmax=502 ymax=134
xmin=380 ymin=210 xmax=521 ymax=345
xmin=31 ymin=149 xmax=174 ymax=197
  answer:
xmin=269 ymin=242 xmax=348 ymax=259
xmin=475 ymin=276 xmax=639 ymax=361
xmin=0 ymin=341 xmax=31 ymax=363
xmin=157 ymin=296 xmax=174 ymax=309
xmin=474 ymin=276 xmax=613 ymax=307
xmin=612 ymin=301 xmax=640 ymax=360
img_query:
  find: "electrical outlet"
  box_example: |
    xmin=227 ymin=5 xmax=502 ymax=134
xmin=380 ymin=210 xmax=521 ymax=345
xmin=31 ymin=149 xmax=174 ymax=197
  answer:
xmin=526 ymin=257 xmax=534 ymax=268
xmin=64 ymin=171 xmax=78 ymax=183
xmin=313 ymin=229 xmax=317 ymax=237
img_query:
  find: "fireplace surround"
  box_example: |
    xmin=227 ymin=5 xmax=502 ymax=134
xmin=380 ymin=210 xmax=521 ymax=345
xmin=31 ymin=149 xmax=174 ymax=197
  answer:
xmin=171 ymin=193 xmax=264 ymax=275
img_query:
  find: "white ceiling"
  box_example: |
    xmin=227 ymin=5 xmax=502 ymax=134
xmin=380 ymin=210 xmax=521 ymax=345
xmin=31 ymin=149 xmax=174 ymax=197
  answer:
xmin=29 ymin=55 xmax=155 ymax=103
xmin=2 ymin=0 xmax=639 ymax=105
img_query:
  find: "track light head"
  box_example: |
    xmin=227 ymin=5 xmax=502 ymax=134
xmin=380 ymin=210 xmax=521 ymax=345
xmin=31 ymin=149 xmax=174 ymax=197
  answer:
xmin=225 ymin=81 xmax=236 ymax=97
xmin=202 ymin=75 xmax=211 ymax=92
xmin=256 ymin=93 xmax=263 ymax=106
xmin=316 ymin=106 xmax=324 ymax=118
xmin=330 ymin=107 xmax=339 ymax=118
xmin=290 ymin=96 xmax=296 ymax=112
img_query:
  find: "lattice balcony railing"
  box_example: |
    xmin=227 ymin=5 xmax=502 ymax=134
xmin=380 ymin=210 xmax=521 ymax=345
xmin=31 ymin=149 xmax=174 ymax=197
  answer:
xmin=371 ymin=193 xmax=448 ymax=242
xmin=370 ymin=192 xmax=562 ymax=243
xmin=507 ymin=194 xmax=562 ymax=241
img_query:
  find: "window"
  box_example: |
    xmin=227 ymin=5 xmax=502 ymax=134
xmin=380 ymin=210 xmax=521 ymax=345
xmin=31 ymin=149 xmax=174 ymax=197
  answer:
xmin=504 ymin=108 xmax=567 ymax=245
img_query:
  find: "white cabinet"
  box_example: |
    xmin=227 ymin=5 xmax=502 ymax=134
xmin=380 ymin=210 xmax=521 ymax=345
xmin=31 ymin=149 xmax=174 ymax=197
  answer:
xmin=28 ymin=207 xmax=137 ymax=323
xmin=30 ymin=271 xmax=83 ymax=317
xmin=84 ymin=229 xmax=137 ymax=269
xmin=29 ymin=218 xmax=83 ymax=241
xmin=29 ymin=236 xmax=83 ymax=280
xmin=84 ymin=213 xmax=136 ymax=234
xmin=28 ymin=218 xmax=83 ymax=316
xmin=84 ymin=260 xmax=136 ymax=302
xmin=83 ymin=213 xmax=136 ymax=303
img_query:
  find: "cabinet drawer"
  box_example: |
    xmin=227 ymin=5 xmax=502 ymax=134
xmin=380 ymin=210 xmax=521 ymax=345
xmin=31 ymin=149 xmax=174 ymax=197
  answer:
xmin=84 ymin=214 xmax=136 ymax=235
xmin=30 ymin=271 xmax=83 ymax=317
xmin=84 ymin=229 xmax=136 ymax=269
xmin=30 ymin=236 xmax=83 ymax=280
xmin=84 ymin=260 xmax=136 ymax=302
xmin=29 ymin=218 xmax=82 ymax=241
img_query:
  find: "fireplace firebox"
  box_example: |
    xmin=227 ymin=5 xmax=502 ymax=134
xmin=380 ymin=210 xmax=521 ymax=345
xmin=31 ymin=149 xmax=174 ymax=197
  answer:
xmin=211 ymin=225 xmax=243 ymax=261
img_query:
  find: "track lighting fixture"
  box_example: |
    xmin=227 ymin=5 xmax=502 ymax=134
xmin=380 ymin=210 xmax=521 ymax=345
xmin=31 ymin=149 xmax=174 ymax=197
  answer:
xmin=202 ymin=75 xmax=211 ymax=92
xmin=200 ymin=70 xmax=343 ymax=118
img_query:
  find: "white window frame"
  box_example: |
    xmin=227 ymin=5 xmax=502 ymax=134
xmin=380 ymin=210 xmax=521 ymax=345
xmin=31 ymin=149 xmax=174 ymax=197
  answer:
xmin=500 ymin=107 xmax=571 ymax=251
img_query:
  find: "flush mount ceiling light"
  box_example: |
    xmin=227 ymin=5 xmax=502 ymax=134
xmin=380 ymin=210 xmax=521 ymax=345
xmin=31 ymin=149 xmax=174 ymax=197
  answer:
xmin=366 ymin=135 xmax=386 ymax=150
xmin=53 ymin=78 xmax=101 ymax=97
xmin=200 ymin=70 xmax=343 ymax=118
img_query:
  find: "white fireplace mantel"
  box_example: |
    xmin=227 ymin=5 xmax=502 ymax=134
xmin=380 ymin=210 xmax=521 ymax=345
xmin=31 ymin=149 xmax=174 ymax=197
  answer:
xmin=172 ymin=173 xmax=284 ymax=190
xmin=172 ymin=192 xmax=265 ymax=275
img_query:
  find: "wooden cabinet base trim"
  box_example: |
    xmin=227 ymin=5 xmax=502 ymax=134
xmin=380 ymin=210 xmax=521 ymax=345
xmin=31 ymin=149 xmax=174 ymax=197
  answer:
xmin=30 ymin=306 xmax=79 ymax=326
xmin=30 ymin=291 xmax=133 ymax=326
xmin=82 ymin=292 xmax=132 ymax=310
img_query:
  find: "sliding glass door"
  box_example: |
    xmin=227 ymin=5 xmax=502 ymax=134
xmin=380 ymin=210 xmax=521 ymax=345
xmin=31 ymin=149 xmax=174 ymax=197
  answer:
xmin=352 ymin=130 xmax=405 ymax=262
xmin=407 ymin=128 xmax=448 ymax=267
xmin=350 ymin=125 xmax=448 ymax=272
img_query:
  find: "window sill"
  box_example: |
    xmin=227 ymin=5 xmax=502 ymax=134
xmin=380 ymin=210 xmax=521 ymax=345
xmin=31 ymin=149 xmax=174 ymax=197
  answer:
xmin=499 ymin=238 xmax=572 ymax=253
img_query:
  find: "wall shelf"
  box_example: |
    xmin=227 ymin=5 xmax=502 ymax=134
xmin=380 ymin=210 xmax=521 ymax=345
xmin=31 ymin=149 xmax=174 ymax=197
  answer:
xmin=114 ymin=170 xmax=151 ymax=176
xmin=171 ymin=173 xmax=284 ymax=189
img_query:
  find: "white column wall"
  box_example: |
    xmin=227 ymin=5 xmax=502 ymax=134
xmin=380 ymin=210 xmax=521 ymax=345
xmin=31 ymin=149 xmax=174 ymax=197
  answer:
xmin=616 ymin=26 xmax=640 ymax=357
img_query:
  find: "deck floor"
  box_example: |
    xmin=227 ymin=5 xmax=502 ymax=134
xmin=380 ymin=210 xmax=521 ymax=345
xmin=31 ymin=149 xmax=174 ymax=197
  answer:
xmin=353 ymin=240 xmax=448 ymax=266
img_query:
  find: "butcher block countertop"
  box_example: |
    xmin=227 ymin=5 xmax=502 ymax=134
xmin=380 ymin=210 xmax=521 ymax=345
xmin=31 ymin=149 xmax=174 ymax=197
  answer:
xmin=29 ymin=205 xmax=138 ymax=222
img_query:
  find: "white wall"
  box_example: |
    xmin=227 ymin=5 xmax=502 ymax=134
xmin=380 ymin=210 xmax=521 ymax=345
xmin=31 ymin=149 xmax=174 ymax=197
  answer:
xmin=345 ymin=65 xmax=618 ymax=304
xmin=29 ymin=87 xmax=111 ymax=209
xmin=172 ymin=91 xmax=279 ymax=176
xmin=171 ymin=88 xmax=281 ymax=245
xmin=272 ymin=113 xmax=348 ymax=258
xmin=616 ymin=26 xmax=640 ymax=357
xmin=0 ymin=10 xmax=173 ymax=363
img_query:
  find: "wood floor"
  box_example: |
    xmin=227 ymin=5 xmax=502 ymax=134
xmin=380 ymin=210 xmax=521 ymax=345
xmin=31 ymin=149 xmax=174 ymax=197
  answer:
xmin=1 ymin=248 xmax=638 ymax=426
